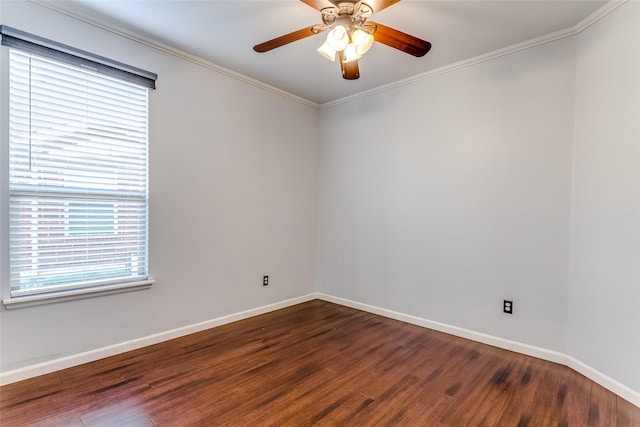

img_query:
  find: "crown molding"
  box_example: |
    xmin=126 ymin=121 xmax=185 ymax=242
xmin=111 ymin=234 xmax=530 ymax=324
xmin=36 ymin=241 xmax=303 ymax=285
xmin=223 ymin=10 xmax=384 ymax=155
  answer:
xmin=319 ymin=0 xmax=628 ymax=109
xmin=29 ymin=0 xmax=626 ymax=111
xmin=29 ymin=0 xmax=321 ymax=109
xmin=573 ymin=0 xmax=628 ymax=34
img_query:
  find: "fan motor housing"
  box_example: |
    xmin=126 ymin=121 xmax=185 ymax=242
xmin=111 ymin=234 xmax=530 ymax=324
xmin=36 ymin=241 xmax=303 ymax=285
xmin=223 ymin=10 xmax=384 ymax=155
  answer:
xmin=322 ymin=2 xmax=372 ymax=27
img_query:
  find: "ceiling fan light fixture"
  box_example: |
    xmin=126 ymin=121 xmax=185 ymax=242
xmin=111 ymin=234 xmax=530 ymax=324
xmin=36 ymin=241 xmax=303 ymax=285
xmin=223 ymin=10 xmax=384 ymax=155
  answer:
xmin=317 ymin=41 xmax=336 ymax=61
xmin=253 ymin=0 xmax=432 ymax=81
xmin=326 ymin=25 xmax=349 ymax=51
xmin=351 ymin=29 xmax=374 ymax=55
xmin=343 ymin=42 xmax=360 ymax=63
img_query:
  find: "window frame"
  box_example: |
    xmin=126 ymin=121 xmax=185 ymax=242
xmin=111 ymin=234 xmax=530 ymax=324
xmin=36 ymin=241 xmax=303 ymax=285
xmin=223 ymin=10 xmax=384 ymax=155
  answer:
xmin=1 ymin=28 xmax=156 ymax=309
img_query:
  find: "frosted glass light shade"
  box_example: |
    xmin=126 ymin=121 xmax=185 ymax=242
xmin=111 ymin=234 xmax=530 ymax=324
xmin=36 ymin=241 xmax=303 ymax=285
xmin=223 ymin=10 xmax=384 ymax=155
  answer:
xmin=352 ymin=29 xmax=374 ymax=55
xmin=343 ymin=43 xmax=360 ymax=63
xmin=317 ymin=41 xmax=336 ymax=61
xmin=326 ymin=25 xmax=349 ymax=51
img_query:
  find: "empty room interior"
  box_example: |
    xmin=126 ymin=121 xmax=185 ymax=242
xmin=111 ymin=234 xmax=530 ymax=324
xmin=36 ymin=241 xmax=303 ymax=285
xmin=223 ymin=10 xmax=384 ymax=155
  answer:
xmin=0 ymin=0 xmax=638 ymax=425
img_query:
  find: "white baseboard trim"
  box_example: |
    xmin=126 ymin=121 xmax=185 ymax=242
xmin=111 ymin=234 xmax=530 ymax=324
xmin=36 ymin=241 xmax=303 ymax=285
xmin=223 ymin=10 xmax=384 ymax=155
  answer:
xmin=316 ymin=293 xmax=567 ymax=364
xmin=316 ymin=293 xmax=640 ymax=408
xmin=3 ymin=292 xmax=638 ymax=408
xmin=566 ymin=355 xmax=640 ymax=408
xmin=0 ymin=293 xmax=317 ymax=386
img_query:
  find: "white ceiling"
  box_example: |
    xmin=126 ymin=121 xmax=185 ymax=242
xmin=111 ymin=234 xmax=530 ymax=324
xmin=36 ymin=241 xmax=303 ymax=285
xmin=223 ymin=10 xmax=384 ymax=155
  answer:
xmin=51 ymin=0 xmax=608 ymax=105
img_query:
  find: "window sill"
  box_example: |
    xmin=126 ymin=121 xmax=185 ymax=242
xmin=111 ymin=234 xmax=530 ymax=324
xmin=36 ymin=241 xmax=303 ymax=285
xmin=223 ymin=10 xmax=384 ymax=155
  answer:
xmin=2 ymin=280 xmax=154 ymax=309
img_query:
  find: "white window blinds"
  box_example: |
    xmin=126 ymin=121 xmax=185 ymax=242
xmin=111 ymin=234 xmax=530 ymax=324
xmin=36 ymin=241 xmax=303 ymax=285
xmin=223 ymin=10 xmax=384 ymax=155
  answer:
xmin=8 ymin=48 xmax=151 ymax=297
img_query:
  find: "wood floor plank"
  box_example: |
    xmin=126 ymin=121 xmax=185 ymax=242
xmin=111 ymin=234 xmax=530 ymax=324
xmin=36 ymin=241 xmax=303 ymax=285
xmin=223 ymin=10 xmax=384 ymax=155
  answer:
xmin=527 ymin=362 xmax=572 ymax=426
xmin=618 ymin=396 xmax=640 ymax=427
xmin=437 ymin=349 xmax=502 ymax=425
xmin=1 ymin=300 xmax=637 ymax=426
xmin=589 ymin=381 xmax=618 ymax=426
xmin=465 ymin=352 xmax=531 ymax=426
xmin=385 ymin=341 xmax=483 ymax=424
xmin=559 ymin=370 xmax=593 ymax=427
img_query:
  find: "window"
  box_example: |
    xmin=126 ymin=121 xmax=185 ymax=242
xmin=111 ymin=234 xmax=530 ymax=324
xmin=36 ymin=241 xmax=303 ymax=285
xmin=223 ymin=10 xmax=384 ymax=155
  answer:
xmin=2 ymin=26 xmax=157 ymax=306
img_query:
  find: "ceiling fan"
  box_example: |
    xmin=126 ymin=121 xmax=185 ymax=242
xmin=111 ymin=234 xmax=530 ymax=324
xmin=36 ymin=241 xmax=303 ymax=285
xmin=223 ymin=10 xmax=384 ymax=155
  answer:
xmin=253 ymin=0 xmax=431 ymax=80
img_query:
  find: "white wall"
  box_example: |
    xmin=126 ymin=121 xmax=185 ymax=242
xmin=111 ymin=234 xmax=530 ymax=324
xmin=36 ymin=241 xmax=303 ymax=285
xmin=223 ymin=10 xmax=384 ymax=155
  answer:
xmin=317 ymin=37 xmax=576 ymax=353
xmin=0 ymin=1 xmax=318 ymax=372
xmin=568 ymin=2 xmax=640 ymax=393
xmin=317 ymin=1 xmax=640 ymax=399
xmin=1 ymin=0 xmax=638 ymax=402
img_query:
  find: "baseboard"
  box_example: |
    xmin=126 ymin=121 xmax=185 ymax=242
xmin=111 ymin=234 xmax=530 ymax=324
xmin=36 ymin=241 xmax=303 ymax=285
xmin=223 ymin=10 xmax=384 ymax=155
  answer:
xmin=565 ymin=355 xmax=640 ymax=408
xmin=3 ymin=292 xmax=638 ymax=408
xmin=316 ymin=293 xmax=640 ymax=408
xmin=316 ymin=293 xmax=567 ymax=364
xmin=0 ymin=293 xmax=317 ymax=386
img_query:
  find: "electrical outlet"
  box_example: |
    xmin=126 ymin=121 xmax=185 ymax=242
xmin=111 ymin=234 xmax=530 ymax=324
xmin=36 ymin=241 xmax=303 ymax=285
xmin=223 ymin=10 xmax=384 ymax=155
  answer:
xmin=263 ymin=275 xmax=269 ymax=286
xmin=503 ymin=300 xmax=513 ymax=314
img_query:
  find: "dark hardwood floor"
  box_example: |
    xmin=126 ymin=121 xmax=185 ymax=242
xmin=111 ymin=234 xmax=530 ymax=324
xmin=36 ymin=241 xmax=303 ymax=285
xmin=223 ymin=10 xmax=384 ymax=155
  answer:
xmin=1 ymin=300 xmax=638 ymax=426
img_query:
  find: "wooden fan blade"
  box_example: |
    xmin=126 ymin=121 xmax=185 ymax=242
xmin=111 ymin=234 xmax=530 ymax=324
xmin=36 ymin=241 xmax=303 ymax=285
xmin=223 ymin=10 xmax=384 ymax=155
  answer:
xmin=338 ymin=51 xmax=360 ymax=80
xmin=299 ymin=0 xmax=337 ymax=11
xmin=363 ymin=0 xmax=401 ymax=14
xmin=253 ymin=26 xmax=318 ymax=53
xmin=369 ymin=22 xmax=431 ymax=57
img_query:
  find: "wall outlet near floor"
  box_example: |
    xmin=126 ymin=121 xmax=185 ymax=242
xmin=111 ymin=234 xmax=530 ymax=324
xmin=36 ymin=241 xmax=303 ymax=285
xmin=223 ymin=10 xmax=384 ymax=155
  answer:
xmin=263 ymin=275 xmax=269 ymax=286
xmin=503 ymin=300 xmax=513 ymax=314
